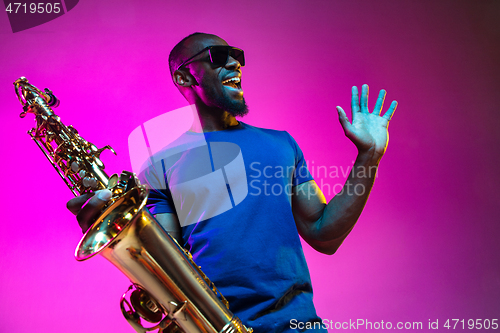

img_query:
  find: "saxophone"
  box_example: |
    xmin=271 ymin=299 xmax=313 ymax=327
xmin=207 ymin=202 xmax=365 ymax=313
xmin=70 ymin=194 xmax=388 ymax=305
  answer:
xmin=15 ymin=77 xmax=253 ymax=333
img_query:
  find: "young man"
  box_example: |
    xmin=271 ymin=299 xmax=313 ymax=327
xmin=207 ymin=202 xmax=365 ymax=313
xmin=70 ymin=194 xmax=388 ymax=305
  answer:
xmin=68 ymin=32 xmax=397 ymax=332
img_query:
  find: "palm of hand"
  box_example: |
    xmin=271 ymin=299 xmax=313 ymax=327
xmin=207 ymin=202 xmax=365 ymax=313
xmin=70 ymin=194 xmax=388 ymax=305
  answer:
xmin=337 ymin=84 xmax=398 ymax=159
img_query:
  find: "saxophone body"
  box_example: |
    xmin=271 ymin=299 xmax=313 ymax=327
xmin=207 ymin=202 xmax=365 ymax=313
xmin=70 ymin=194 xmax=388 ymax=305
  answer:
xmin=15 ymin=77 xmax=252 ymax=333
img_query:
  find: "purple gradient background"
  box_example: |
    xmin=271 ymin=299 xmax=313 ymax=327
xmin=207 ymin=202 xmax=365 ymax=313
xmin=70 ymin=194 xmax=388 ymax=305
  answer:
xmin=1 ymin=1 xmax=499 ymax=332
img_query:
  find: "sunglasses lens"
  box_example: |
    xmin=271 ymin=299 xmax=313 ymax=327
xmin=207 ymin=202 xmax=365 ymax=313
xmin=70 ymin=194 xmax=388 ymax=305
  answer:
xmin=210 ymin=47 xmax=230 ymax=66
xmin=210 ymin=46 xmax=245 ymax=67
xmin=230 ymin=49 xmax=245 ymax=66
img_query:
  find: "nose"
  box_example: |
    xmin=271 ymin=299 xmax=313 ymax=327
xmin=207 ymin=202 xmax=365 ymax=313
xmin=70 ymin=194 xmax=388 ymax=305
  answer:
xmin=225 ymin=55 xmax=241 ymax=70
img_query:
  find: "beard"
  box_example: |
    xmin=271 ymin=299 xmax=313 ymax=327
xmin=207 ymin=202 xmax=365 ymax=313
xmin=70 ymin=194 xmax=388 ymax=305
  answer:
xmin=202 ymin=80 xmax=249 ymax=117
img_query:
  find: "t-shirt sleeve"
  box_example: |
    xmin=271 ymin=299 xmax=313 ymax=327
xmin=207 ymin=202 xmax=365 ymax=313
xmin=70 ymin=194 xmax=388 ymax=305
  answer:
xmin=285 ymin=132 xmax=314 ymax=186
xmin=138 ymin=159 xmax=177 ymax=215
xmin=146 ymin=188 xmax=176 ymax=215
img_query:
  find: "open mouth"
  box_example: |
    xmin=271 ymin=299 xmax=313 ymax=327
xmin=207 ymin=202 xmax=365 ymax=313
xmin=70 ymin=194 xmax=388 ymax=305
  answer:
xmin=222 ymin=77 xmax=242 ymax=90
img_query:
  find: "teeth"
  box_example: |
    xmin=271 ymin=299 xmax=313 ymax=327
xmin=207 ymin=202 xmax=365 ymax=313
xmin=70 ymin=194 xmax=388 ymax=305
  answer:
xmin=222 ymin=77 xmax=241 ymax=84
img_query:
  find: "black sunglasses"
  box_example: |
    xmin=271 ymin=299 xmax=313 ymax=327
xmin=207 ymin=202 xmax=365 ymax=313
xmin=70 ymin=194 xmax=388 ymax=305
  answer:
xmin=176 ymin=45 xmax=245 ymax=70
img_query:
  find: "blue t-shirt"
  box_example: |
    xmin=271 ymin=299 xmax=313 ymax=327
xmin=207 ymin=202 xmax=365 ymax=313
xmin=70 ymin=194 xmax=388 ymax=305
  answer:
xmin=140 ymin=122 xmax=326 ymax=332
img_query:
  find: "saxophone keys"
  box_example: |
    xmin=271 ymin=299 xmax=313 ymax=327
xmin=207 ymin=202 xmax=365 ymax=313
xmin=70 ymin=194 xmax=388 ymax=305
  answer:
xmin=71 ymin=161 xmax=80 ymax=172
xmin=107 ymin=174 xmax=119 ymax=189
xmin=82 ymin=175 xmax=98 ymax=189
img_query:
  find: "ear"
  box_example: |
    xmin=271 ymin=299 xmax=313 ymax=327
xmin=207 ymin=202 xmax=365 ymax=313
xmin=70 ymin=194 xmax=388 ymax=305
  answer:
xmin=173 ymin=69 xmax=196 ymax=87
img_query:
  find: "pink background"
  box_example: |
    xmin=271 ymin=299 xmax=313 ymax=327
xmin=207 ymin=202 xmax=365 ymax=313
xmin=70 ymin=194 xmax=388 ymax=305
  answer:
xmin=1 ymin=0 xmax=499 ymax=331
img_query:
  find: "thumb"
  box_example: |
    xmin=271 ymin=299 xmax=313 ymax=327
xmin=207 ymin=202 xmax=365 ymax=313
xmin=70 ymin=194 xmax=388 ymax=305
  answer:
xmin=336 ymin=106 xmax=351 ymax=133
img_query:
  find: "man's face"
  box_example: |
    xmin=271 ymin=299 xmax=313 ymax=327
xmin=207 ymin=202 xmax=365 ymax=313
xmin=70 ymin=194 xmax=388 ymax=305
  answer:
xmin=180 ymin=35 xmax=248 ymax=117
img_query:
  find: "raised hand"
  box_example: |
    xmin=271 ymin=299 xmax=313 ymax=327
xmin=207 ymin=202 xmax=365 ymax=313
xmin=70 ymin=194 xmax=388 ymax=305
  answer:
xmin=336 ymin=84 xmax=397 ymax=161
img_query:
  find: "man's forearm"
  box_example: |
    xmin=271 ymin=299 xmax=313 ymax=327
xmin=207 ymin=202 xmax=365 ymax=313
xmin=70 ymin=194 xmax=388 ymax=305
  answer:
xmin=298 ymin=84 xmax=397 ymax=254
xmin=313 ymin=150 xmax=380 ymax=253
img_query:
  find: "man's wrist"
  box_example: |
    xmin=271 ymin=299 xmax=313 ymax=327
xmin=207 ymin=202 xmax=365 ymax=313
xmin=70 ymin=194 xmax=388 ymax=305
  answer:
xmin=356 ymin=147 xmax=382 ymax=167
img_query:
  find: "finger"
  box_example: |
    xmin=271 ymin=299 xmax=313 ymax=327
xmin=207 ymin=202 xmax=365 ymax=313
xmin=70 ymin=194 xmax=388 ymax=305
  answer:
xmin=382 ymin=100 xmax=398 ymax=120
xmin=77 ymin=189 xmax=112 ymax=233
xmin=360 ymin=84 xmax=369 ymax=113
xmin=67 ymin=192 xmax=95 ymax=215
xmin=336 ymin=106 xmax=351 ymax=133
xmin=351 ymin=86 xmax=360 ymax=113
xmin=372 ymin=89 xmax=386 ymax=116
